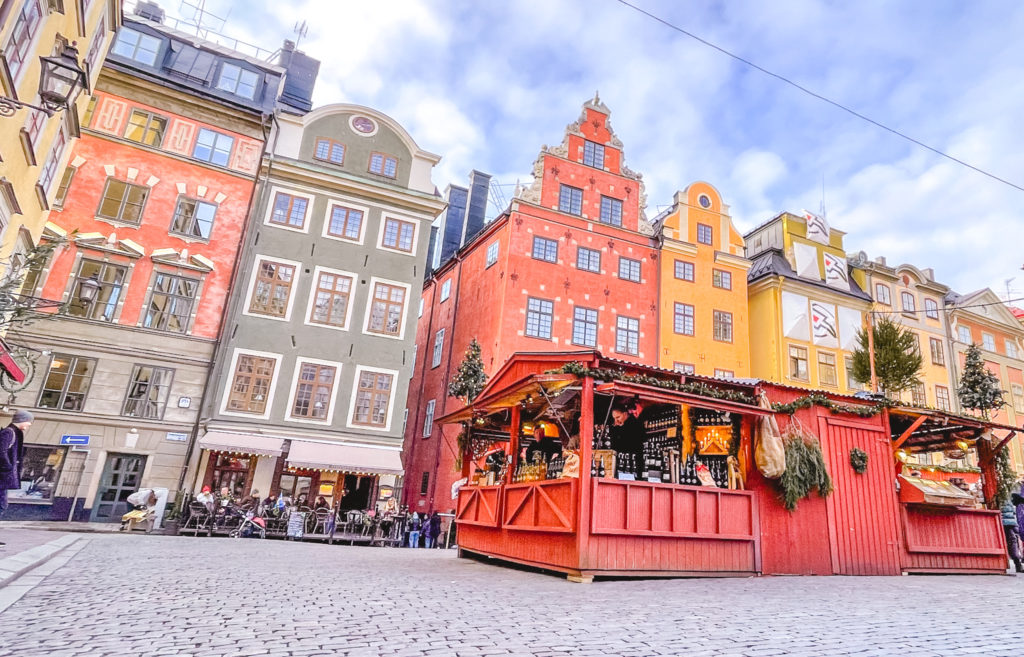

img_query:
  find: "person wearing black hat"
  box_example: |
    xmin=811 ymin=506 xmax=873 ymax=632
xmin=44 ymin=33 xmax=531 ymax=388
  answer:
xmin=1 ymin=410 xmax=34 ymax=539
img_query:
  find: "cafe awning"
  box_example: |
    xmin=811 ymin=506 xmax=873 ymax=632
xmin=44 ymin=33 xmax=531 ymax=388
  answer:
xmin=0 ymin=339 xmax=26 ymax=384
xmin=198 ymin=432 xmax=284 ymax=457
xmin=286 ymin=439 xmax=404 ymax=476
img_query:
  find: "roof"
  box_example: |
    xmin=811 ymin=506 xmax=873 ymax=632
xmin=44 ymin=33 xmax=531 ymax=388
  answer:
xmin=747 ymin=248 xmax=872 ymax=302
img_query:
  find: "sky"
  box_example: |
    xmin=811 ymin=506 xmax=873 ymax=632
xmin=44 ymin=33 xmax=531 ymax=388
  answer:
xmin=159 ymin=0 xmax=1024 ymax=300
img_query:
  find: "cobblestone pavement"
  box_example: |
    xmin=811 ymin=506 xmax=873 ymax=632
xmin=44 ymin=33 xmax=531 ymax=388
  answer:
xmin=0 ymin=528 xmax=68 ymax=556
xmin=0 ymin=534 xmax=1022 ymax=657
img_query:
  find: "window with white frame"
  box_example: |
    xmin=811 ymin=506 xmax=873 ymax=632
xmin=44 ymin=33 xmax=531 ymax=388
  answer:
xmin=673 ymin=362 xmax=695 ymax=375
xmin=957 ymin=325 xmax=972 ymax=343
xmin=712 ymin=269 xmax=732 ymax=290
xmin=122 ymin=365 xmax=174 ymax=419
xmin=525 ymin=298 xmax=553 ymax=339
xmin=192 ymin=128 xmax=234 ymax=167
xmin=901 ymin=291 xmax=916 ymax=313
xmin=1011 ymin=383 xmax=1024 ymax=413
xmin=936 ymin=385 xmax=952 ymax=411
xmin=817 ymin=352 xmax=837 ymax=387
xmin=431 ymin=329 xmax=445 ymax=368
xmin=53 ymin=166 xmax=76 ymax=209
xmin=486 ymin=242 xmax=499 ymax=268
xmin=1006 ymin=340 xmax=1018 ymax=360
xmin=110 ymin=27 xmax=161 ymax=67
xmin=381 ymin=217 xmax=415 ymax=252
xmin=269 ymin=192 xmax=309 ymax=229
xmin=713 ymin=310 xmax=733 ymax=342
xmin=351 ymin=370 xmax=394 ymax=427
xmin=226 ymin=353 xmax=277 ymax=415
xmin=714 ymin=369 xmax=735 ymax=379
xmin=170 ymin=197 xmax=217 ymax=240
xmin=326 ymin=204 xmax=363 ymax=241
xmin=37 ymin=354 xmax=95 ymax=411
xmin=123 ymin=109 xmax=167 ymax=147
xmin=308 ymin=270 xmax=353 ymax=328
xmin=930 ymin=337 xmax=945 ymax=366
xmin=68 ymin=259 xmax=127 ymax=322
xmin=248 ymin=259 xmax=296 ymax=318
xmin=290 ymin=362 xmax=337 ymax=420
xmin=440 ymin=279 xmax=451 ymax=302
xmin=143 ymin=273 xmax=198 ymax=333
xmin=97 ymin=178 xmax=148 ymax=224
xmin=875 ymin=283 xmax=891 ymax=305
xmin=982 ymin=333 xmax=996 ymax=352
xmin=789 ymin=345 xmax=809 ymax=381
xmin=924 ymin=298 xmax=939 ymax=319
xmin=216 ymin=63 xmax=260 ymax=99
xmin=572 ymin=307 xmax=598 ymax=347
xmin=5 ymin=0 xmax=44 ymax=81
xmin=367 ymin=282 xmax=406 ymax=336
xmin=38 ymin=126 xmax=67 ymax=194
xmin=615 ymin=316 xmax=639 ymax=355
xmin=423 ymin=400 xmax=436 ymax=437
xmin=674 ymin=303 xmax=694 ymax=336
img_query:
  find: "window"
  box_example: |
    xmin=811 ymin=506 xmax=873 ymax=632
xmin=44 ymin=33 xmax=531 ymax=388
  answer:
xmin=144 ymin=273 xmax=198 ymax=333
xmin=431 ymin=329 xmax=445 ymax=368
xmin=901 ymin=291 xmax=916 ymax=313
xmin=85 ymin=16 xmax=107 ymax=73
xmin=326 ymin=205 xmax=363 ymax=241
xmin=577 ymin=247 xmax=601 ymax=273
xmin=1010 ymin=383 xmax=1024 ymax=413
xmin=192 ymin=128 xmax=234 ymax=167
xmin=673 ymin=363 xmax=695 ymax=375
xmin=911 ymin=383 xmax=927 ymax=406
xmin=697 ymin=223 xmax=713 ymax=245
xmin=422 ymin=400 xmax=436 ymax=437
xmin=957 ymin=325 xmax=972 ymax=343
xmin=166 ymin=43 xmax=216 ymax=82
xmin=68 ymin=259 xmax=127 ymax=321
xmin=936 ymin=385 xmax=952 ymax=411
xmin=367 ymin=282 xmax=407 ymax=336
xmin=248 ymin=259 xmax=296 ymax=318
xmin=486 ymin=242 xmax=499 ymax=268
xmin=227 ymin=354 xmax=276 ymax=414
xmin=525 ymin=298 xmax=554 ymax=339
xmin=291 ymin=362 xmax=336 ymax=420
xmin=37 ymin=354 xmax=95 ymax=411
xmin=532 ymin=236 xmax=558 ymax=263
xmin=615 ymin=316 xmax=640 ymax=355
xmin=930 ymin=337 xmax=945 ymax=366
xmin=789 ymin=345 xmax=809 ymax=381
xmin=674 ymin=303 xmax=694 ymax=336
xmin=558 ymin=185 xmax=583 ymax=216
xmin=26 ymin=108 xmax=45 ymax=150
xmin=123 ymin=110 xmax=167 ymax=147
xmin=111 ymin=27 xmax=161 ymax=66
xmin=599 ymin=196 xmax=623 ymax=226
xmin=674 ymin=260 xmax=694 ymax=282
xmin=382 ymin=217 xmax=415 ymax=252
xmin=5 ymin=0 xmax=44 ymax=81
xmin=583 ymin=140 xmax=604 ymax=168
xmin=440 ymin=280 xmax=452 ymax=302
xmin=216 ymin=63 xmax=260 ymax=99
xmin=122 ymin=365 xmax=173 ymax=419
xmin=1007 ymin=340 xmax=1019 ymax=360
xmin=818 ymin=352 xmax=837 ymax=387
xmin=8 ymin=445 xmax=67 ymax=503
xmin=97 ymin=178 xmax=148 ymax=224
xmin=982 ymin=333 xmax=996 ymax=352
xmin=314 ymin=138 xmax=345 ymax=164
xmin=53 ymin=166 xmax=76 ymax=209
xmin=170 ymin=197 xmax=217 ymax=240
xmin=909 ymin=332 xmax=921 ymax=356
xmin=269 ymin=192 xmax=308 ymax=229
xmin=924 ymin=298 xmax=939 ymax=319
xmin=713 ymin=310 xmax=733 ymax=342
xmin=18 ymin=250 xmax=49 ymax=296
xmin=714 ymin=369 xmax=735 ymax=379
xmin=38 ymin=126 xmax=66 ymax=193
xmin=369 ymin=152 xmax=398 ymax=178
xmin=845 ymin=356 xmax=860 ymax=390
xmin=419 ymin=471 xmax=430 ymax=496
xmin=353 ymin=370 xmax=393 ymax=427
xmin=712 ymin=269 xmax=732 ymax=290
xmin=572 ymin=307 xmax=598 ymax=347
xmin=875 ymin=283 xmax=891 ymax=305
xmin=309 ymin=270 xmax=353 ymax=328
xmin=618 ymin=257 xmax=640 ymax=283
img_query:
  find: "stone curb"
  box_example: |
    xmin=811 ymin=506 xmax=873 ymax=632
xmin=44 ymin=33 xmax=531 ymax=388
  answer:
xmin=0 ymin=534 xmax=81 ymax=589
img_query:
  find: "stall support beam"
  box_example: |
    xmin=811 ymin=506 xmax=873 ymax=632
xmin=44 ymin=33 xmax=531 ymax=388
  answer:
xmin=892 ymin=415 xmax=927 ymax=452
xmin=506 ymin=405 xmax=521 ymax=484
xmin=980 ymin=431 xmax=1016 ymax=467
xmin=577 ymin=376 xmax=595 ymax=568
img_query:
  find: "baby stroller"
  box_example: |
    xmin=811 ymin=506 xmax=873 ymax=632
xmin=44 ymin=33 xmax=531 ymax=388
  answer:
xmin=230 ymin=510 xmax=266 ymax=539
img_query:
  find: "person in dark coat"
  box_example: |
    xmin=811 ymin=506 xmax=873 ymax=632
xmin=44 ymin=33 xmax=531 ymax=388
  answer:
xmin=0 ymin=410 xmax=34 ymax=537
xmin=424 ymin=511 xmax=443 ymax=549
xmin=1001 ymin=496 xmax=1023 ymax=573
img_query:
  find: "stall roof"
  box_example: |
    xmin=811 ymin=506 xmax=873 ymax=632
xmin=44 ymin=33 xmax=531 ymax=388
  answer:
xmin=198 ymin=432 xmax=285 ymax=457
xmin=889 ymin=406 xmax=1020 ymax=452
xmin=435 ymin=373 xmax=576 ymax=425
xmin=286 ymin=439 xmax=403 ymax=476
xmin=593 ymin=380 xmax=772 ymax=416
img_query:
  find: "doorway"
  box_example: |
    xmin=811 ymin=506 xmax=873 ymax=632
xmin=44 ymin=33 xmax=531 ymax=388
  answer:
xmin=91 ymin=453 xmax=147 ymax=522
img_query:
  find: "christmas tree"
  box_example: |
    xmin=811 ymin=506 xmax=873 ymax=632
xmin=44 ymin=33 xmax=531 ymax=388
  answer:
xmin=957 ymin=343 xmax=1005 ymax=420
xmin=448 ymin=338 xmax=487 ymax=402
xmin=851 ymin=315 xmax=922 ymax=397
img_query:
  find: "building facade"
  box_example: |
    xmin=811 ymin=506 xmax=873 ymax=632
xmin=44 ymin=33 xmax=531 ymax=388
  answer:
xmin=745 ymin=211 xmax=872 ymax=394
xmin=654 ymin=183 xmax=751 ymax=378
xmin=4 ymin=13 xmax=291 ymax=520
xmin=189 ymin=104 xmax=444 ymax=513
xmin=402 ymin=96 xmax=658 ymax=512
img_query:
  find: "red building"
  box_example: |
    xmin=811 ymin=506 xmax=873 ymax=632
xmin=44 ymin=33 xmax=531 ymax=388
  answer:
xmin=403 ymin=96 xmax=659 ymax=512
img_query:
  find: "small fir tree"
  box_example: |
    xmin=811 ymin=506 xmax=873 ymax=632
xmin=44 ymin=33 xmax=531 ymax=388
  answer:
xmin=957 ymin=343 xmax=1005 ymax=420
xmin=448 ymin=338 xmax=487 ymax=402
xmin=851 ymin=315 xmax=923 ymax=397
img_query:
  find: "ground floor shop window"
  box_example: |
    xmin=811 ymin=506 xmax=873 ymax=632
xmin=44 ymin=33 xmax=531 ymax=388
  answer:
xmin=209 ymin=454 xmax=252 ymax=498
xmin=279 ymin=473 xmax=312 ymax=505
xmin=9 ymin=445 xmax=67 ymax=503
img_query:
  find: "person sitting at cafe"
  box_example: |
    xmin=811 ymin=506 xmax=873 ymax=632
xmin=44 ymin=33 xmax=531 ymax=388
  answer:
xmin=314 ymin=495 xmax=330 ymax=511
xmin=610 ymin=402 xmax=645 ymax=466
xmin=195 ymin=485 xmax=215 ymax=511
xmin=526 ymin=424 xmax=561 ymax=463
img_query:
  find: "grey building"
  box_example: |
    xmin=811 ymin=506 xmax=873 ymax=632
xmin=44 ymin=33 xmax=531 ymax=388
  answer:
xmin=189 ymin=104 xmax=444 ymax=513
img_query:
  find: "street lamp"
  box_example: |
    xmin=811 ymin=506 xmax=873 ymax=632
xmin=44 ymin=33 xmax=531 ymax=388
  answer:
xmin=77 ymin=275 xmax=102 ymax=306
xmin=0 ymin=42 xmax=88 ymax=118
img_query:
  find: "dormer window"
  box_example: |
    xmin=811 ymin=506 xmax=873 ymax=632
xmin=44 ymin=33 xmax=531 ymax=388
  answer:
xmin=111 ymin=28 xmax=161 ymax=66
xmin=216 ymin=63 xmax=260 ymax=99
xmin=583 ymin=140 xmax=605 ymax=168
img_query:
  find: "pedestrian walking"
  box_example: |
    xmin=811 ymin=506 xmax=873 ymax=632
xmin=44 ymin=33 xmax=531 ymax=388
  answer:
xmin=0 ymin=410 xmax=33 ymax=542
xmin=1001 ymin=496 xmax=1023 ymax=573
xmin=424 ymin=511 xmax=442 ymax=548
xmin=1013 ymin=492 xmax=1024 ymax=548
xmin=407 ymin=511 xmax=422 ymax=548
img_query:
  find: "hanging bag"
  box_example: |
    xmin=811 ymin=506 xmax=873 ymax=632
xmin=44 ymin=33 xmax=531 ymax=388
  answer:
xmin=755 ymin=391 xmax=786 ymax=479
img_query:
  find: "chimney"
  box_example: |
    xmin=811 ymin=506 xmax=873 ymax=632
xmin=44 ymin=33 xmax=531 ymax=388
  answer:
xmin=462 ymin=170 xmax=491 ymax=244
xmin=276 ymin=40 xmax=320 ymax=113
xmin=922 ymin=268 xmax=934 ymax=281
xmin=135 ymin=1 xmax=165 ymax=23
xmin=438 ymin=185 xmax=469 ymax=265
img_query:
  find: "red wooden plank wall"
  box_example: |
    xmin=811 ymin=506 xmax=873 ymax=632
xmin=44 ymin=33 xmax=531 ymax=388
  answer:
xmin=503 ymin=480 xmax=577 ymax=533
xmin=900 ymin=505 xmax=1007 ymax=572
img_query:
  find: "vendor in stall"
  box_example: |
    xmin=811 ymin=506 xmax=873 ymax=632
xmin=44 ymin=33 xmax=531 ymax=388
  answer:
xmin=525 ymin=423 xmax=561 ymax=463
xmin=610 ymin=402 xmax=645 ymax=466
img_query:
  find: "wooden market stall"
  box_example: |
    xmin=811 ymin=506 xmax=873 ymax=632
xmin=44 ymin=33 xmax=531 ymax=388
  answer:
xmin=447 ymin=351 xmax=772 ymax=581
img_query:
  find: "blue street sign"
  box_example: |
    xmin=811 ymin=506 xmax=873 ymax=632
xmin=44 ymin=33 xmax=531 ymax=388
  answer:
xmin=60 ymin=435 xmax=90 ymax=445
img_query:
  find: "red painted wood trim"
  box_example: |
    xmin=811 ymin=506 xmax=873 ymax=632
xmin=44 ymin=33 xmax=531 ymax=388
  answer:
xmin=892 ymin=415 xmax=927 ymax=451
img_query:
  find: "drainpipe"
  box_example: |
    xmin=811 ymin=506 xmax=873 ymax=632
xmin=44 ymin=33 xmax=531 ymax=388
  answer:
xmin=175 ymin=110 xmax=280 ymax=497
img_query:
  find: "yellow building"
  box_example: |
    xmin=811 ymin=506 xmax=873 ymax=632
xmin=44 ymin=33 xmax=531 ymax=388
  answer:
xmin=745 ymin=211 xmax=872 ymax=393
xmin=0 ymin=0 xmax=119 ymax=266
xmin=654 ymin=183 xmax=750 ymax=377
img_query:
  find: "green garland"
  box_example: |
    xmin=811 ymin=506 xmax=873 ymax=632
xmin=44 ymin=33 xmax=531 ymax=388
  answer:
xmin=778 ymin=432 xmax=833 ymax=511
xmin=994 ymin=446 xmax=1018 ymax=507
xmin=770 ymin=393 xmax=891 ymax=418
xmin=555 ymin=362 xmax=757 ymax=405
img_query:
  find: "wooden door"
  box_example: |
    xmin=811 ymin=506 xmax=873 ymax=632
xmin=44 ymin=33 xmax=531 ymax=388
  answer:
xmin=819 ymin=417 xmax=902 ymax=575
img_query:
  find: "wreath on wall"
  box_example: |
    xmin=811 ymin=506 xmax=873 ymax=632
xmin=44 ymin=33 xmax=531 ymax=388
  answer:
xmin=849 ymin=447 xmax=869 ymax=475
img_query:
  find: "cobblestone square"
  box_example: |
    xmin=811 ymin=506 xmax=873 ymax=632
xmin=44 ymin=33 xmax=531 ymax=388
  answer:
xmin=0 ymin=534 xmax=1022 ymax=656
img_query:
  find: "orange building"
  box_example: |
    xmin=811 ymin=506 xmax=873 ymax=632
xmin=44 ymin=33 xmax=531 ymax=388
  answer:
xmin=654 ymin=183 xmax=750 ymax=377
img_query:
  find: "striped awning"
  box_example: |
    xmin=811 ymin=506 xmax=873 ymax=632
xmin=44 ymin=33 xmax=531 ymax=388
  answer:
xmin=198 ymin=432 xmax=284 ymax=457
xmin=286 ymin=439 xmax=404 ymax=476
